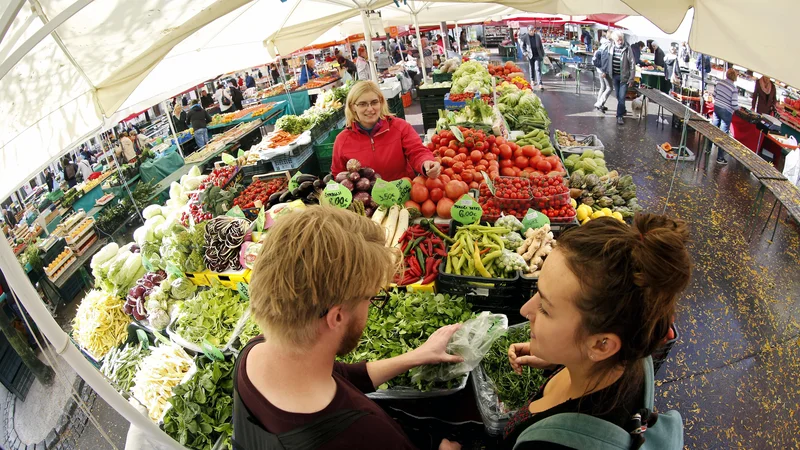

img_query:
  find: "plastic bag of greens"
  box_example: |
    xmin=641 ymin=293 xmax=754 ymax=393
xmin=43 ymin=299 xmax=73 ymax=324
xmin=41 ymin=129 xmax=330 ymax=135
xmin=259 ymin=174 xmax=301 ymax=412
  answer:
xmin=410 ymin=312 xmax=508 ymax=384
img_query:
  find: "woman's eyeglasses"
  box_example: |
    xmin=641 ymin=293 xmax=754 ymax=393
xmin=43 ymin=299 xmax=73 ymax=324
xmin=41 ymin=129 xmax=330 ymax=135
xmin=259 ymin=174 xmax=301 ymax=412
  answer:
xmin=318 ymin=289 xmax=390 ymax=318
xmin=355 ymin=99 xmax=381 ymax=109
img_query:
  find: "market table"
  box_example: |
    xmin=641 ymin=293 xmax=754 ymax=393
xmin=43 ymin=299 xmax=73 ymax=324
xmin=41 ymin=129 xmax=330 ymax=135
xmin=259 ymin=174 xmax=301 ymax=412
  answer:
xmin=38 ymin=237 xmax=108 ymax=312
xmin=71 ymin=184 xmax=105 ymax=214
xmin=639 ymin=70 xmax=665 ymax=91
xmin=636 ymin=86 xmax=800 ymax=240
xmin=101 ymin=174 xmax=140 ymax=198
xmin=147 ymin=164 xmax=195 ymax=204
xmin=761 ymin=132 xmax=798 ymax=171
xmin=260 ymin=90 xmax=311 ymax=116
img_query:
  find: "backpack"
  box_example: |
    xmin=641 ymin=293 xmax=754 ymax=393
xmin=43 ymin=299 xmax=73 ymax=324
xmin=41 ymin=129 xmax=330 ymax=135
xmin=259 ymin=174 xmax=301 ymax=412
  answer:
xmin=231 ymin=337 xmax=370 ymax=450
xmin=514 ymin=356 xmax=683 ymax=450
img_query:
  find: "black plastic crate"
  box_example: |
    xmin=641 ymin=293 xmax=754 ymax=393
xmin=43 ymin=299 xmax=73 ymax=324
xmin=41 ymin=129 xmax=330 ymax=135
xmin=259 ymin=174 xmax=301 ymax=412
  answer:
xmin=652 ymin=324 xmax=679 ymax=375
xmin=437 ymin=259 xmax=526 ymax=315
xmin=42 ymin=238 xmax=66 ymax=268
xmin=418 ymin=86 xmax=450 ymax=98
xmin=241 ymin=161 xmax=272 ymax=182
xmin=422 ymin=112 xmax=439 ymax=132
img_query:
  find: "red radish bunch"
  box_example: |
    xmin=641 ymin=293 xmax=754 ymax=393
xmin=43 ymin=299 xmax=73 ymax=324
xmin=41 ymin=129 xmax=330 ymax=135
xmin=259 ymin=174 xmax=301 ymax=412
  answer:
xmin=181 ymin=193 xmax=211 ymax=227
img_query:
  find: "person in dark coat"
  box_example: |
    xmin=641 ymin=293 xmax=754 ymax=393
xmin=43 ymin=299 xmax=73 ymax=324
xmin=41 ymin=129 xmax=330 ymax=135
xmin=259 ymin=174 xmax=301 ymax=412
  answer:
xmin=200 ymin=90 xmax=214 ymax=108
xmin=43 ymin=169 xmax=54 ymax=192
xmin=521 ymin=26 xmax=546 ymax=90
xmin=185 ymin=100 xmax=213 ymax=148
xmin=229 ymin=81 xmax=244 ymax=111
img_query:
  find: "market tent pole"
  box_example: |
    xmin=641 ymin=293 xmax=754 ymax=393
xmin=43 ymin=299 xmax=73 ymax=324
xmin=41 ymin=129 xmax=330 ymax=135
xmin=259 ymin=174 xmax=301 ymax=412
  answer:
xmin=162 ymin=101 xmax=185 ymax=159
xmin=410 ymin=8 xmax=426 ymax=84
xmin=359 ymin=10 xmax=379 ymax=83
xmin=455 ymin=21 xmax=461 ymax=55
xmin=0 ymin=236 xmax=185 ymax=450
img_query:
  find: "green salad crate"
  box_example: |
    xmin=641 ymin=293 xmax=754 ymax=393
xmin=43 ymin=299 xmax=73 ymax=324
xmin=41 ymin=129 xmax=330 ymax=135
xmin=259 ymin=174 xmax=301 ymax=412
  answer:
xmin=313 ymin=128 xmax=344 ymax=175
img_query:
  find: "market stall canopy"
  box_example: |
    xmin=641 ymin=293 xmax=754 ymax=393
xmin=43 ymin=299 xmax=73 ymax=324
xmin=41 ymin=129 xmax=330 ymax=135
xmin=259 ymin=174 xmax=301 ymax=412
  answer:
xmin=622 ymin=0 xmax=797 ymax=88
xmin=616 ymin=9 xmax=692 ymax=49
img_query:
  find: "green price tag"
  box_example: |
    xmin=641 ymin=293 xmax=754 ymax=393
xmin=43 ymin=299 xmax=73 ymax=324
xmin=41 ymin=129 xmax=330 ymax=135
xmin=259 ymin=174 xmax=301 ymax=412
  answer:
xmin=141 ymin=254 xmax=154 ymax=272
xmin=221 ymin=153 xmax=236 ymax=166
xmin=372 ymin=179 xmax=400 ymax=207
xmin=237 ymin=149 xmax=245 ymax=158
xmin=165 ymin=263 xmax=184 ymax=279
xmin=522 ymin=209 xmax=550 ymax=233
xmin=254 ymin=207 xmax=266 ymax=232
xmin=237 ymin=282 xmax=250 ymax=301
xmin=136 ymin=329 xmax=149 ymax=350
xmin=226 ymin=205 xmax=246 ymax=218
xmin=451 ymin=194 xmax=483 ymax=224
xmin=321 ymin=182 xmax=352 ymax=209
xmin=289 ymin=172 xmax=303 ymax=191
xmin=201 ymin=339 xmax=225 ymax=361
xmin=153 ymin=331 xmax=171 ymax=346
xmin=393 ymin=178 xmax=412 ymax=204
xmin=481 ymin=171 xmax=495 ymax=195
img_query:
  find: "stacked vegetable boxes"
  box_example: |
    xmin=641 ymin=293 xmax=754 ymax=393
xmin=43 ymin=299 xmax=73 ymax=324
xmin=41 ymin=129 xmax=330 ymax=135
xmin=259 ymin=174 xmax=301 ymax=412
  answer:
xmin=419 ymin=86 xmax=449 ymax=131
xmin=387 ymin=94 xmax=406 ymax=120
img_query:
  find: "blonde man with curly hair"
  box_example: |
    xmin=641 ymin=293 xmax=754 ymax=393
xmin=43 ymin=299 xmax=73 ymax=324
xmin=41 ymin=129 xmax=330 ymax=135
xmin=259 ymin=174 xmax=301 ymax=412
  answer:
xmin=234 ymin=206 xmax=463 ymax=450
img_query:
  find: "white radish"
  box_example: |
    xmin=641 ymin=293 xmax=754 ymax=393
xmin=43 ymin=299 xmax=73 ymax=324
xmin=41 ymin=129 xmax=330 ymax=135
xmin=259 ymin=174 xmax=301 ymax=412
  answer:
xmin=383 ymin=205 xmax=401 ymax=246
xmin=372 ymin=206 xmax=387 ymax=224
xmin=390 ymin=208 xmax=410 ymax=248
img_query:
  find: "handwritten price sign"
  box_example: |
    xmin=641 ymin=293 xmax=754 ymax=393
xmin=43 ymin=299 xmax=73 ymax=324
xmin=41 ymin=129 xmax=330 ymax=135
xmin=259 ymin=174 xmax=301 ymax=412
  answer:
xmin=372 ymin=179 xmax=400 ymax=207
xmin=322 ymin=182 xmax=352 ymax=209
xmin=393 ymin=178 xmax=412 ymax=203
xmin=289 ymin=172 xmax=303 ymax=191
xmin=451 ymin=194 xmax=483 ymax=224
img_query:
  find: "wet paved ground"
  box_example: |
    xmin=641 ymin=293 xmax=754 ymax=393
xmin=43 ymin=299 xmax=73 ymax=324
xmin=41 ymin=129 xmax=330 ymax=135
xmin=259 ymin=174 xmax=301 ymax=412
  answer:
xmin=529 ymin=71 xmax=800 ymax=448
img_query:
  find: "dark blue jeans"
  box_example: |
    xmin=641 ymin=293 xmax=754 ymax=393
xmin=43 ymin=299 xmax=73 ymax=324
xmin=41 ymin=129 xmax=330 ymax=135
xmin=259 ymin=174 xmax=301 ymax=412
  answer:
xmin=711 ymin=107 xmax=733 ymax=160
xmin=612 ymin=74 xmax=628 ymax=118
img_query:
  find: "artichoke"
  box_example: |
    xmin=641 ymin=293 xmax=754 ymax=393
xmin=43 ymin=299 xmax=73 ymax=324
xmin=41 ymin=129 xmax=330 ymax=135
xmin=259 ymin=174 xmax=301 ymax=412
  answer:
xmin=596 ymin=196 xmax=614 ymax=208
xmin=612 ymin=195 xmax=626 ymax=206
xmin=584 ymin=174 xmax=600 ymax=189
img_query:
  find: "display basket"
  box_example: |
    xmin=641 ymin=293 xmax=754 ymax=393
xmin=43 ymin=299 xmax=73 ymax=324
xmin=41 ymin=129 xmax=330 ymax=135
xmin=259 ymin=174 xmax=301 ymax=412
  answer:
xmin=433 ymin=72 xmax=453 ymax=83
xmin=166 ymin=309 xmax=249 ymax=356
xmin=184 ymin=270 xmax=211 ymax=286
xmin=557 ymin=134 xmax=605 ymax=154
xmin=206 ymin=269 xmax=250 ymax=290
xmin=270 ymin=145 xmax=314 ymax=172
xmin=240 ymin=161 xmax=273 ymax=181
xmin=365 ymin=373 xmax=469 ymax=400
xmin=652 ymin=324 xmax=679 ymax=374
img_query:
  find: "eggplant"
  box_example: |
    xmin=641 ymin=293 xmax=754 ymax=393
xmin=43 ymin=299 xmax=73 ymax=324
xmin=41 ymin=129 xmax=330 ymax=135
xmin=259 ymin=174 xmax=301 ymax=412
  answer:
xmin=296 ymin=174 xmax=318 ymax=184
xmin=298 ymin=181 xmax=315 ymax=195
xmin=306 ymin=192 xmax=319 ymax=203
xmin=313 ymin=179 xmax=325 ymax=190
xmin=291 ymin=188 xmax=301 ymax=197
xmin=268 ymin=191 xmax=283 ymax=206
xmin=278 ymin=191 xmax=293 ymax=203
xmin=323 ymin=173 xmax=333 ymax=183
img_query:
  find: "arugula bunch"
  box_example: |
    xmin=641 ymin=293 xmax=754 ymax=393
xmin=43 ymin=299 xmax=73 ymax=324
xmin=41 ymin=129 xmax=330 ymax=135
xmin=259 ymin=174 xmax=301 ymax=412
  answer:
xmin=482 ymin=323 xmax=547 ymax=411
xmin=340 ymin=289 xmax=473 ymax=390
xmin=163 ymin=357 xmax=234 ymax=450
xmin=173 ymin=283 xmax=247 ymax=349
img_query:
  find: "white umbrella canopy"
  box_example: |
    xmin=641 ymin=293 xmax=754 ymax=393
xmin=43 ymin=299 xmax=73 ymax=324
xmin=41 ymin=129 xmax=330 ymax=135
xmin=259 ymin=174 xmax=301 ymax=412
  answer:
xmin=617 ymin=9 xmax=692 ymax=49
xmin=622 ymin=0 xmax=799 ymax=87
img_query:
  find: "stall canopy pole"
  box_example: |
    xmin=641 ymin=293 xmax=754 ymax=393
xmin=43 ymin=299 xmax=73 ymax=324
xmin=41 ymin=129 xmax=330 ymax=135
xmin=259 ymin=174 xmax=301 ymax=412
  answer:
xmin=163 ymin=101 xmax=185 ymax=159
xmin=0 ymin=237 xmax=185 ymax=450
xmin=411 ymin=10 xmax=426 ymax=83
xmin=455 ymin=22 xmax=461 ymax=55
xmin=360 ymin=10 xmax=378 ymax=83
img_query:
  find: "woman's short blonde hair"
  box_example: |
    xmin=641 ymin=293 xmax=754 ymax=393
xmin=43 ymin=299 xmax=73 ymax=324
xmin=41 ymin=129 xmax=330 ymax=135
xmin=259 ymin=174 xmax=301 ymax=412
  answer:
xmin=249 ymin=205 xmax=398 ymax=346
xmin=345 ymin=81 xmax=394 ymax=128
xmin=726 ymin=68 xmax=738 ymax=81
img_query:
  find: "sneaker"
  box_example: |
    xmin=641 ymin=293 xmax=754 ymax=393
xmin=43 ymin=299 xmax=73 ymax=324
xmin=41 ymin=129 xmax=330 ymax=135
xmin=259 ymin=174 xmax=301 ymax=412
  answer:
xmin=602 ymin=106 xmax=608 ymax=112
xmin=538 ymin=85 xmax=545 ymax=91
xmin=595 ymin=106 xmax=605 ymax=113
xmin=716 ymin=158 xmax=728 ymax=165
xmin=617 ymin=117 xmax=624 ymax=125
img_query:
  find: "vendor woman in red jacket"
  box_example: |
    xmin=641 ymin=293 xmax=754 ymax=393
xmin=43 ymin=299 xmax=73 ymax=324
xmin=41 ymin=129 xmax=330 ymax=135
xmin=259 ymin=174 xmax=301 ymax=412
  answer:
xmin=332 ymin=81 xmax=441 ymax=181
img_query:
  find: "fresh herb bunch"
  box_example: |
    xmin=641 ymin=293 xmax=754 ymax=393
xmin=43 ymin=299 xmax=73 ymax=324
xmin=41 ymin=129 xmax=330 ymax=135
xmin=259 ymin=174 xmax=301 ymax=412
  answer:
xmin=482 ymin=323 xmax=547 ymax=412
xmin=339 ymin=289 xmax=473 ymax=391
xmin=163 ymin=357 xmax=234 ymax=450
xmin=173 ymin=282 xmax=247 ymax=349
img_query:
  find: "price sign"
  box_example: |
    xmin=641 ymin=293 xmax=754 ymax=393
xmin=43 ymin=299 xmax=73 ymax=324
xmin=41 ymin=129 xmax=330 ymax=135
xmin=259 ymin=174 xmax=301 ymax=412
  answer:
xmin=522 ymin=208 xmax=550 ymax=232
xmin=237 ymin=282 xmax=250 ymax=301
xmin=141 ymin=254 xmax=154 ymax=272
xmin=201 ymin=339 xmax=225 ymax=361
xmin=372 ymin=179 xmax=400 ymax=207
xmin=165 ymin=263 xmax=184 ymax=279
xmin=289 ymin=172 xmax=303 ymax=191
xmin=221 ymin=153 xmax=236 ymax=166
xmin=237 ymin=149 xmax=245 ymax=158
xmin=393 ymin=178 xmax=412 ymax=203
xmin=451 ymin=194 xmax=483 ymax=224
xmin=321 ymin=182 xmax=352 ymax=209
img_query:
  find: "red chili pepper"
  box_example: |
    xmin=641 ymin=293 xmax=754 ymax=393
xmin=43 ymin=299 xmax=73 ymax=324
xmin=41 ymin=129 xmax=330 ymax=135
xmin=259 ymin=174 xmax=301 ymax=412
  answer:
xmin=420 ymin=240 xmax=430 ymax=257
xmin=408 ymin=256 xmax=421 ymax=277
xmin=421 ymin=264 xmax=438 ymax=284
xmin=435 ymin=247 xmax=447 ymax=257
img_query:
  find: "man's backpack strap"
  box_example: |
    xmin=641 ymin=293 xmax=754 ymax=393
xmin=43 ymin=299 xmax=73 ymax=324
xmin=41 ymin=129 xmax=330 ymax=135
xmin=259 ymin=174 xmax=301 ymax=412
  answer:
xmin=231 ymin=337 xmax=369 ymax=450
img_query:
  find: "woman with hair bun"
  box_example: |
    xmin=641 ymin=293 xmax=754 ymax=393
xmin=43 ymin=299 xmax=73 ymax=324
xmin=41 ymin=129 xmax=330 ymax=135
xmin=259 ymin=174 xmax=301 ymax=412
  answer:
xmin=503 ymin=213 xmax=692 ymax=449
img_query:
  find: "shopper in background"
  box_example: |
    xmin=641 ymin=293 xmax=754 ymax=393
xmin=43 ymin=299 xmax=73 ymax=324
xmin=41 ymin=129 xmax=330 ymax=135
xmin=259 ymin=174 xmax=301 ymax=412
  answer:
xmin=245 ymin=72 xmax=256 ymax=89
xmin=171 ymin=104 xmax=188 ymax=133
xmin=608 ymin=30 xmax=635 ymax=125
xmin=502 ymin=214 xmax=690 ymax=449
xmin=235 ymin=205 xmax=463 ymax=450
xmin=632 ymin=41 xmax=645 ymax=66
xmin=522 ymin=26 xmax=546 ymax=91
xmin=710 ymin=68 xmax=739 ymax=165
xmin=420 ymin=37 xmax=433 ymax=75
xmin=356 ymin=46 xmax=371 ymax=81
xmin=181 ymin=95 xmax=189 ymax=107
xmin=337 ymin=55 xmax=357 ymax=81
xmin=43 ymin=169 xmax=54 ymax=192
xmin=375 ymin=44 xmax=391 ymax=74
xmin=62 ymin=156 xmax=78 ymax=188
xmin=592 ymin=38 xmax=612 ymax=113
xmin=270 ymin=64 xmax=281 ymax=85
xmin=752 ymin=75 xmax=777 ymax=115
xmin=77 ymin=153 xmax=93 ymax=181
xmin=229 ymin=81 xmax=244 ymax=111
xmin=257 ymin=68 xmax=263 ymax=79
xmin=298 ymin=54 xmax=319 ymax=87
xmin=581 ymin=27 xmax=593 ymax=52
xmin=460 ymin=28 xmax=468 ymax=50
xmin=237 ymin=75 xmax=244 ymax=88
xmin=186 ymin=99 xmax=212 ymax=148
xmin=200 ymin=89 xmax=214 ymax=109
xmin=129 ymin=130 xmax=149 ymax=155
xmin=647 ymin=40 xmax=665 ymax=68
xmin=664 ymin=44 xmax=680 ymax=93
xmin=119 ymin=132 xmax=136 ymax=163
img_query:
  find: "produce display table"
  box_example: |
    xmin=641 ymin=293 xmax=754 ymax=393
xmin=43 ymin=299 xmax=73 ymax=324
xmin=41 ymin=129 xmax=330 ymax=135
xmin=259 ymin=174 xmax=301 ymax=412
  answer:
xmin=139 ymin=151 xmax=185 ymax=184
xmin=298 ymin=78 xmax=342 ymax=97
xmin=731 ymin=113 xmax=761 ymax=153
xmin=260 ymin=90 xmax=311 ymax=117
xmin=147 ymin=164 xmax=195 ymax=204
xmin=102 ymin=174 xmax=140 ymax=198
xmin=640 ymin=70 xmax=665 ymax=91
xmin=71 ymin=184 xmax=105 ymax=214
xmin=39 ymin=237 xmax=108 ymax=311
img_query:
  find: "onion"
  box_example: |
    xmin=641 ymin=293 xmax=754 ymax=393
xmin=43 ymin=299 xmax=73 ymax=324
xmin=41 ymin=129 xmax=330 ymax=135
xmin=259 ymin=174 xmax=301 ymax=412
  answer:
xmin=348 ymin=172 xmax=361 ymax=183
xmin=354 ymin=192 xmax=371 ymax=205
xmin=355 ymin=178 xmax=371 ymax=192
xmin=335 ymin=171 xmax=349 ymax=183
xmin=340 ymin=179 xmax=355 ymax=191
xmin=346 ymin=159 xmax=362 ymax=172
xmin=359 ymin=167 xmax=376 ymax=180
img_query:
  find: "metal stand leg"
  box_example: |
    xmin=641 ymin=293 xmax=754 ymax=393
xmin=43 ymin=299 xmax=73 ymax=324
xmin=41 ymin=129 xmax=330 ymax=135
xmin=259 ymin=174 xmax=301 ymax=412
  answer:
xmin=771 ymin=204 xmax=783 ymax=241
xmin=746 ymin=184 xmax=767 ymax=241
xmin=760 ymin=199 xmax=779 ymax=235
